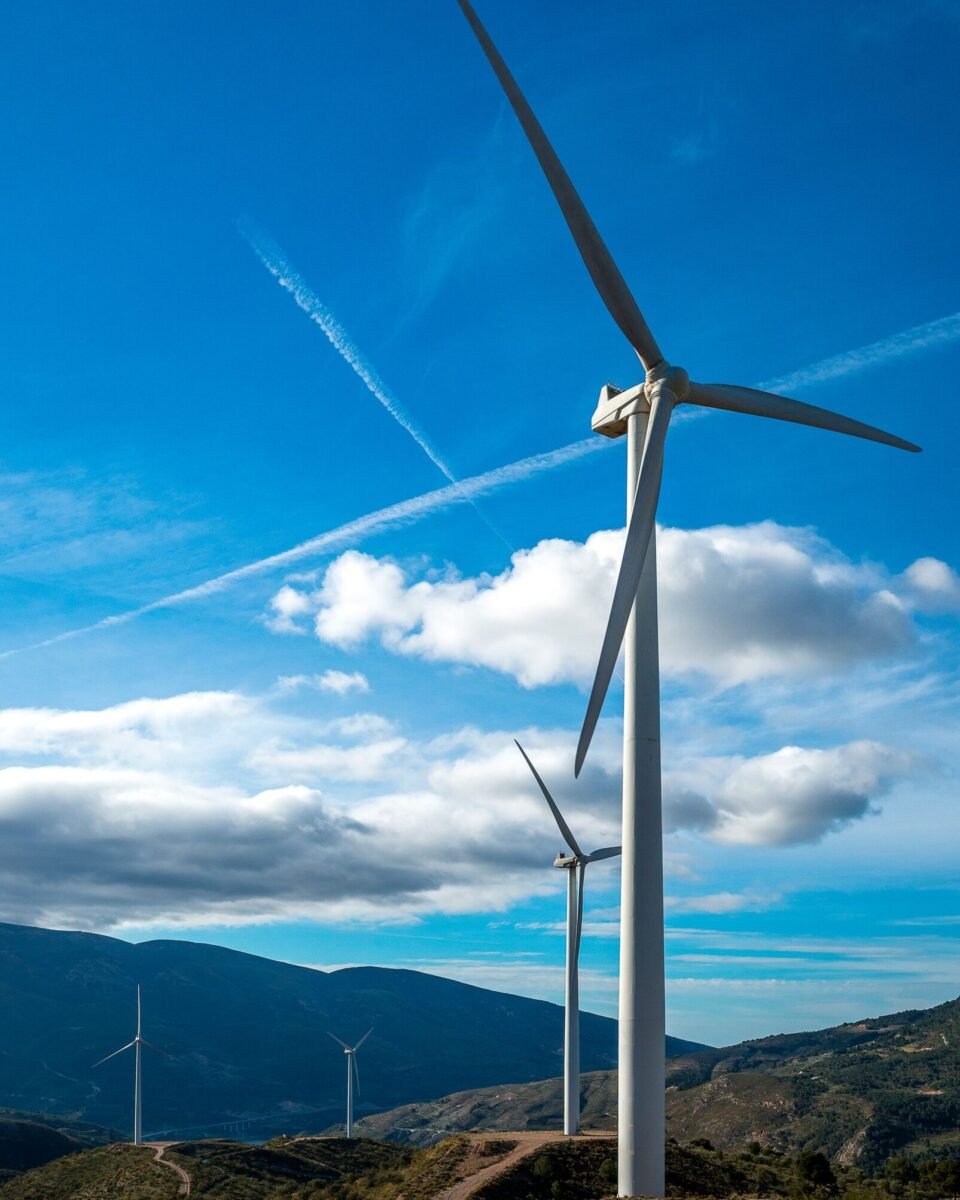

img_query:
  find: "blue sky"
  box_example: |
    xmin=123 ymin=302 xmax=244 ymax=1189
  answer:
xmin=0 ymin=0 xmax=958 ymax=1050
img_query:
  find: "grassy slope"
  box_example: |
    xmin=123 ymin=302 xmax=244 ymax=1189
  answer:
xmin=0 ymin=1144 xmax=178 ymax=1199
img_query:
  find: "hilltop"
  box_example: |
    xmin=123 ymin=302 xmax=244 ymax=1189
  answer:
xmin=0 ymin=922 xmax=703 ymax=1138
xmin=355 ymin=996 xmax=960 ymax=1171
xmin=3 ymin=1131 xmax=958 ymax=1199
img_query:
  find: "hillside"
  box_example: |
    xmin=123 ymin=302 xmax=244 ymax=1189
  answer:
xmin=0 ymin=922 xmax=703 ymax=1139
xmin=356 ymin=996 xmax=960 ymax=1171
xmin=0 ymin=1112 xmax=116 ymax=1183
xmin=5 ymin=1131 xmax=955 ymax=1199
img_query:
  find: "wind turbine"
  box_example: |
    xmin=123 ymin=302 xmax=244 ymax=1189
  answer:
xmin=92 ymin=985 xmax=164 ymax=1146
xmin=328 ymin=1027 xmax=373 ymax=1138
xmin=516 ymin=740 xmax=620 ymax=1137
xmin=455 ymin=3 xmax=920 ymax=1195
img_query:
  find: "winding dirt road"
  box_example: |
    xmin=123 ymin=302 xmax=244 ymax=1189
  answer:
xmin=145 ymin=1142 xmax=191 ymax=1197
xmin=439 ymin=1131 xmax=613 ymax=1200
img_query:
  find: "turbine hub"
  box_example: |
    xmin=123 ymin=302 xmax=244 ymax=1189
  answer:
xmin=645 ymin=362 xmax=689 ymax=402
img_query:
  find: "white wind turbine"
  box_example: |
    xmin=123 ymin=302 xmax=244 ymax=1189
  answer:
xmin=516 ymin=741 xmax=620 ymax=1137
xmin=92 ymin=986 xmax=165 ymax=1146
xmin=328 ymin=1027 xmax=373 ymax=1138
xmin=455 ymin=3 xmax=921 ymax=1195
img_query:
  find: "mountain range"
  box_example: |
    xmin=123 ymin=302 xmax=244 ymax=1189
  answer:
xmin=0 ymin=922 xmax=704 ymax=1139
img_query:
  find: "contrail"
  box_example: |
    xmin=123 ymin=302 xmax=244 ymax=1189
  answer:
xmin=239 ymin=218 xmax=460 ymax=484
xmin=757 ymin=310 xmax=960 ymax=394
xmin=0 ymin=438 xmax=608 ymax=660
xmin=2 ymin=307 xmax=954 ymax=660
xmin=239 ymin=219 xmax=513 ymax=550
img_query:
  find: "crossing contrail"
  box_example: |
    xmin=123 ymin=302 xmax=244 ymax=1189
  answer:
xmin=240 ymin=220 xmax=459 ymax=480
xmin=2 ymin=307 xmax=956 ymax=661
xmin=0 ymin=437 xmax=608 ymax=660
xmin=239 ymin=218 xmax=512 ymax=548
xmin=757 ymin=310 xmax=960 ymax=394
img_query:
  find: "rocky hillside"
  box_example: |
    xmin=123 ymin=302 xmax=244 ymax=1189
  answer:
xmin=356 ymin=996 xmax=960 ymax=1171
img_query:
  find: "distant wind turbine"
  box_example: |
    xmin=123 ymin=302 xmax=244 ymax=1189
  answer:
xmin=91 ymin=986 xmax=166 ymax=1146
xmin=456 ymin=3 xmax=920 ymax=1195
xmin=516 ymin=741 xmax=620 ymax=1137
xmin=328 ymin=1027 xmax=373 ymax=1138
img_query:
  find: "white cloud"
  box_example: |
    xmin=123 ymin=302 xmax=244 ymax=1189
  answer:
xmin=270 ymin=522 xmax=920 ymax=689
xmin=669 ymin=741 xmax=918 ymax=846
xmin=665 ymin=890 xmax=781 ymax=915
xmin=0 ymin=684 xmax=922 ymax=930
xmin=276 ymin=670 xmax=370 ymax=695
xmin=264 ymin=585 xmax=314 ymax=635
xmin=900 ymin=557 xmax=960 ymax=613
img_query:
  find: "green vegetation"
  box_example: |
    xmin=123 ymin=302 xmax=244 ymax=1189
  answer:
xmin=358 ymin=996 xmax=960 ymax=1176
xmin=0 ymin=1144 xmax=178 ymax=1199
xmin=0 ymin=1133 xmax=957 ymax=1200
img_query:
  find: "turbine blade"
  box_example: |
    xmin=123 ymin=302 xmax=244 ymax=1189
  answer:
xmin=575 ymin=391 xmax=674 ymax=776
xmin=140 ymin=1039 xmax=171 ymax=1058
xmin=586 ymin=845 xmax=622 ymax=862
xmin=91 ymin=1041 xmax=135 ymax=1069
xmin=136 ymin=985 xmax=142 ymax=1040
xmin=514 ymin=740 xmax=583 ymax=859
xmin=574 ymin=862 xmax=586 ymax=962
xmin=354 ymin=1026 xmax=374 ymax=1051
xmin=687 ymin=382 xmax=920 ymax=453
xmin=456 ymin=0 xmax=663 ymax=371
xmin=328 ymin=1032 xmax=351 ymax=1051
xmin=353 ymin=1052 xmax=361 ymax=1097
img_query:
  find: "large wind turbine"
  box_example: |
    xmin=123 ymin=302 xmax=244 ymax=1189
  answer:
xmin=328 ymin=1027 xmax=373 ymax=1138
xmin=455 ymin=4 xmax=920 ymax=1196
xmin=516 ymin=741 xmax=620 ymax=1137
xmin=92 ymin=986 xmax=163 ymax=1146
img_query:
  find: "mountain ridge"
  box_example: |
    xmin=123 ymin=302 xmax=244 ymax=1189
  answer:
xmin=0 ymin=921 xmax=704 ymax=1138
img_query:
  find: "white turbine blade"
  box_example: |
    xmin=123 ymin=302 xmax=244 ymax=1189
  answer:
xmin=136 ymin=985 xmax=142 ymax=1040
xmin=575 ymin=391 xmax=674 ymax=776
xmin=353 ymin=1052 xmax=361 ymax=1097
xmin=514 ymin=740 xmax=583 ymax=859
xmin=586 ymin=845 xmax=622 ymax=862
xmin=687 ymin=381 xmax=920 ymax=453
xmin=354 ymin=1026 xmax=374 ymax=1051
xmin=328 ymin=1031 xmax=351 ymax=1051
xmin=574 ymin=862 xmax=586 ymax=961
xmin=456 ymin=0 xmax=663 ymax=371
xmin=91 ymin=1041 xmax=135 ymax=1069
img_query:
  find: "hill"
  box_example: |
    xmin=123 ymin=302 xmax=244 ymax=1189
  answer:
xmin=0 ymin=922 xmax=703 ymax=1139
xmin=355 ymin=996 xmax=960 ymax=1171
xmin=0 ymin=1112 xmax=116 ymax=1183
xmin=6 ymin=1131 xmax=955 ymax=1199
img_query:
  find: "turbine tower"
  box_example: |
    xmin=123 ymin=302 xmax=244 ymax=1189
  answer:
xmin=455 ymin=4 xmax=920 ymax=1195
xmin=516 ymin=741 xmax=620 ymax=1136
xmin=92 ymin=985 xmax=163 ymax=1146
xmin=328 ymin=1027 xmax=373 ymax=1138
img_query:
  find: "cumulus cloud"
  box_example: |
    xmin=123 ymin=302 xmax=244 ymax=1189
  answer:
xmin=0 ymin=693 xmax=620 ymax=930
xmin=267 ymin=522 xmax=920 ymax=689
xmin=667 ymin=741 xmax=918 ymax=846
xmin=899 ymin=557 xmax=960 ymax=613
xmin=0 ymin=685 xmax=920 ymax=929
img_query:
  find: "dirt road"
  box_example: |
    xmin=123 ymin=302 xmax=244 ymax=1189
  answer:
xmin=439 ymin=1131 xmax=612 ymax=1200
xmin=145 ymin=1142 xmax=191 ymax=1197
